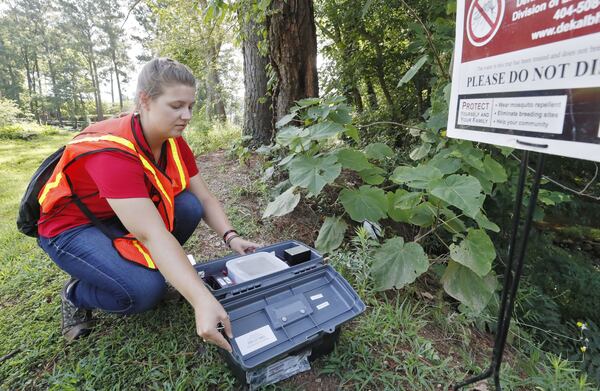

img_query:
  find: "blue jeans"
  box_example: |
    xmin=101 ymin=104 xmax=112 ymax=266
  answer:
xmin=38 ymin=191 xmax=204 ymax=314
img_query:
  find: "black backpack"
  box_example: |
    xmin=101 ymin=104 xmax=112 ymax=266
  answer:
xmin=17 ymin=146 xmax=65 ymax=237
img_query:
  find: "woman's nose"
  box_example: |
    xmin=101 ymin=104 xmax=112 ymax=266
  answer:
xmin=181 ymin=108 xmax=192 ymax=120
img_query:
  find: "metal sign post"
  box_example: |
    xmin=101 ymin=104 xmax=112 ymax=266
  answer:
xmin=454 ymin=151 xmax=545 ymax=390
xmin=447 ymin=0 xmax=600 ymax=389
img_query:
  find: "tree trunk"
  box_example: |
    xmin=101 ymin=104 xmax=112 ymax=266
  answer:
xmin=210 ymin=72 xmax=227 ymax=121
xmin=373 ymin=46 xmax=396 ymax=119
xmin=351 ymin=85 xmax=364 ymax=113
xmin=34 ymin=54 xmax=42 ymax=96
xmin=242 ymin=9 xmax=273 ymax=147
xmin=86 ymin=56 xmax=100 ymax=120
xmin=34 ymin=54 xmax=47 ymax=124
xmin=89 ymin=52 xmax=104 ymax=121
xmin=268 ymin=0 xmax=319 ymax=121
xmin=22 ymin=50 xmax=34 ymax=113
xmin=366 ymin=77 xmax=378 ymax=109
xmin=7 ymin=63 xmax=20 ymax=104
xmin=110 ymin=70 xmax=115 ymax=105
xmin=112 ymin=50 xmax=123 ymax=110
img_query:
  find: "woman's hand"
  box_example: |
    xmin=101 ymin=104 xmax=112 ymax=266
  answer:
xmin=229 ymin=236 xmax=260 ymax=255
xmin=194 ymin=293 xmax=233 ymax=352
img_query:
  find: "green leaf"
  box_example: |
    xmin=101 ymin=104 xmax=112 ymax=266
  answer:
xmin=336 ymin=149 xmax=373 ymax=171
xmin=328 ymin=108 xmax=352 ymax=124
xmin=420 ymin=131 xmax=437 ymax=143
xmin=277 ymin=154 xmax=296 ymax=167
xmin=482 ymin=155 xmax=507 ymax=183
xmin=262 ymin=186 xmax=301 ymax=218
xmin=391 ymin=165 xmax=443 ymax=189
xmin=344 ymin=124 xmax=360 ymax=142
xmin=276 ymin=126 xmax=306 ymax=147
xmin=315 ymin=216 xmax=348 ymax=253
xmin=359 ymin=167 xmax=386 ymax=185
xmin=371 ymin=237 xmax=429 ymax=290
xmin=429 ymin=152 xmax=461 ymax=175
xmin=468 ymin=169 xmax=493 ymax=194
xmin=537 ymin=189 xmax=570 ymax=206
xmin=409 ymin=202 xmax=436 ymax=227
xmin=288 ymin=155 xmax=341 ymax=196
xmin=339 ymin=185 xmax=388 ymax=222
xmin=307 ymin=121 xmax=344 ymax=140
xmin=440 ymin=208 xmax=467 ymax=234
xmin=276 ymin=113 xmax=296 ymax=128
xmin=441 ymin=261 xmax=497 ymax=314
xmin=390 ymin=189 xmax=422 ymax=209
xmin=498 ymin=146 xmax=514 ymax=157
xmin=307 ymin=106 xmax=326 ymax=120
xmin=296 ymin=97 xmax=321 ymax=107
xmin=450 ymin=229 xmax=496 ymax=277
xmin=447 ymin=0 xmax=457 ymax=14
xmin=364 ymin=142 xmax=394 ymax=160
xmin=409 ymin=143 xmax=431 ymax=161
xmin=474 ymin=212 xmax=500 ymax=232
xmin=397 ymin=55 xmax=429 ymax=88
xmin=429 ymin=174 xmax=483 ymax=218
xmin=386 ymin=190 xmax=423 ymax=223
xmin=361 ymin=0 xmax=374 ymax=18
xmin=387 ymin=192 xmax=413 ymax=222
xmin=450 ymin=142 xmax=484 ymax=171
xmin=426 ymin=112 xmax=448 ymax=132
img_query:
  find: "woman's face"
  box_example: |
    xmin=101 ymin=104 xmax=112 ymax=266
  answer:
xmin=140 ymin=84 xmax=196 ymax=141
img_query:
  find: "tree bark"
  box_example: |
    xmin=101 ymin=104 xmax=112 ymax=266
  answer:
xmin=242 ymin=9 xmax=273 ymax=147
xmin=205 ymin=42 xmax=227 ymax=122
xmin=268 ymin=0 xmax=319 ymax=121
xmin=351 ymin=85 xmax=364 ymax=113
xmin=110 ymin=70 xmax=115 ymax=105
xmin=112 ymin=50 xmax=123 ymax=110
xmin=366 ymin=77 xmax=378 ymax=110
xmin=373 ymin=45 xmax=396 ymax=120
xmin=89 ymin=52 xmax=104 ymax=121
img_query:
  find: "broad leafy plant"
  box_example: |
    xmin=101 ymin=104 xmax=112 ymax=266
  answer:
xmin=262 ymin=87 xmax=511 ymax=314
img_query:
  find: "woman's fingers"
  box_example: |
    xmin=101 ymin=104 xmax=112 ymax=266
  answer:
xmin=221 ymin=314 xmax=233 ymax=339
xmin=202 ymin=329 xmax=232 ymax=352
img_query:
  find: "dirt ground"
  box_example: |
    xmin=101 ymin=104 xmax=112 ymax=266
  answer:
xmin=189 ymin=150 xmax=320 ymax=261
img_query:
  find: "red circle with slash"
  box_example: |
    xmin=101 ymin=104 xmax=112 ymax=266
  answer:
xmin=467 ymin=0 xmax=505 ymax=47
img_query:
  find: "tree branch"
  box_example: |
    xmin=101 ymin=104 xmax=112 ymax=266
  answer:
xmin=121 ymin=0 xmax=143 ymax=29
xmin=399 ymin=0 xmax=450 ymax=80
xmin=510 ymin=153 xmax=600 ymax=201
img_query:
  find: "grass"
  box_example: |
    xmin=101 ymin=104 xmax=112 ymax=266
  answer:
xmin=0 ymin=129 xmax=596 ymax=390
xmin=185 ymin=120 xmax=242 ymax=157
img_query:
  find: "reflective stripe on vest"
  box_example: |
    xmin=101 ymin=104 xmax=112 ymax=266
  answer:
xmin=113 ymin=236 xmax=157 ymax=270
xmin=168 ymin=138 xmax=187 ymax=191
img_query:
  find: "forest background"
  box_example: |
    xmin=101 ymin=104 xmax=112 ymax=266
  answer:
xmin=1 ymin=0 xmax=600 ymax=388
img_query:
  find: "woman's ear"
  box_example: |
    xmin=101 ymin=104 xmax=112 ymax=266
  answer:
xmin=138 ymin=91 xmax=151 ymax=111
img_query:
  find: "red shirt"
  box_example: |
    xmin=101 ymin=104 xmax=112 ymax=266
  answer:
xmin=38 ymin=116 xmax=199 ymax=237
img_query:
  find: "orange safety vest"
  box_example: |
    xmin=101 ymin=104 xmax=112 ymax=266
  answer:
xmin=38 ymin=113 xmax=190 ymax=270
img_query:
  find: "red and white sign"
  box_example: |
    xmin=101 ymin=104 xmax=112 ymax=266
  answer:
xmin=448 ymin=0 xmax=600 ymax=163
xmin=466 ymin=0 xmax=505 ymax=47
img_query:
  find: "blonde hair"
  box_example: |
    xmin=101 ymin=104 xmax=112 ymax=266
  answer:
xmin=134 ymin=57 xmax=196 ymax=110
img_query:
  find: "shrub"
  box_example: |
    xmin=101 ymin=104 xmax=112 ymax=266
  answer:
xmin=0 ymin=97 xmax=21 ymax=127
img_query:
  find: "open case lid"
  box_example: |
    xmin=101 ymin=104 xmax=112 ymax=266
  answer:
xmin=193 ymin=240 xmax=324 ymax=301
xmin=220 ymin=263 xmax=366 ymax=371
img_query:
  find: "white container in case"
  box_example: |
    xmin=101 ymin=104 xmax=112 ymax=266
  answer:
xmin=226 ymin=252 xmax=289 ymax=284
